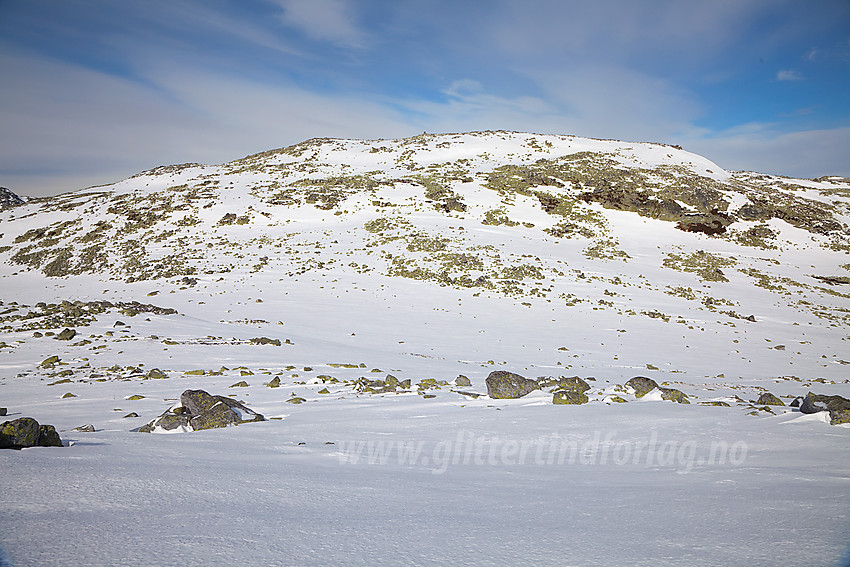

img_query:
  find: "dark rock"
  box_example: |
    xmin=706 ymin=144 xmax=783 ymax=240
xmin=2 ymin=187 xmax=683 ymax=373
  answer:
xmin=553 ymin=390 xmax=589 ymax=405
xmin=455 ymin=375 xmax=472 ymax=387
xmin=790 ymin=397 xmax=802 ymax=408
xmin=56 ymin=328 xmax=77 ymax=341
xmin=756 ymin=392 xmax=785 ymax=406
xmin=0 ymin=187 xmax=25 ymax=209
xmin=659 ymin=387 xmax=690 ymax=404
xmin=1 ymin=417 xmax=63 ymax=449
xmin=266 ymin=377 xmax=281 ymax=388
xmin=800 ymin=393 xmax=850 ymax=415
xmin=625 ymin=376 xmax=659 ymax=398
xmin=138 ymin=389 xmax=265 ymax=433
xmin=38 ymin=424 xmax=63 ymax=447
xmin=0 ymin=408 xmax=6 ymax=416
xmin=486 ymin=371 xmax=539 ymax=399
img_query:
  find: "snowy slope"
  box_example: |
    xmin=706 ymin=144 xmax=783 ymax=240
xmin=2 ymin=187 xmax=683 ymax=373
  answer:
xmin=1 ymin=132 xmax=849 ymax=566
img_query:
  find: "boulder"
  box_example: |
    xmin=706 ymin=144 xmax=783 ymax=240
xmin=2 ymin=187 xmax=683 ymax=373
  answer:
xmin=556 ymin=376 xmax=590 ymax=393
xmin=799 ymin=393 xmax=850 ymax=414
xmin=625 ymin=376 xmax=659 ymax=398
xmin=455 ymin=375 xmax=472 ymax=387
xmin=1 ymin=417 xmax=63 ymax=449
xmin=659 ymin=387 xmax=690 ymax=404
xmin=553 ymin=390 xmax=589 ymax=405
xmin=138 ymin=389 xmax=265 ymax=433
xmin=756 ymin=392 xmax=785 ymax=406
xmin=56 ymin=328 xmax=77 ymax=341
xmin=0 ymin=408 xmax=6 ymax=416
xmin=486 ymin=371 xmax=539 ymax=399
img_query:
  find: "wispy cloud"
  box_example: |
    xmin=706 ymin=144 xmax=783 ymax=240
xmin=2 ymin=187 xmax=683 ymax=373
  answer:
xmin=777 ymin=69 xmax=804 ymax=81
xmin=274 ymin=0 xmax=367 ymax=48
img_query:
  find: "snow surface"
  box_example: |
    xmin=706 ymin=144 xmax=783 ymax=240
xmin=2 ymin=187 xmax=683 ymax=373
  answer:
xmin=1 ymin=132 xmax=849 ymax=566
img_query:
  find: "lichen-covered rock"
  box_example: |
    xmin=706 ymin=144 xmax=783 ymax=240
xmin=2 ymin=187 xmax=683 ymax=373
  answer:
xmin=555 ymin=376 xmax=590 ymax=393
xmin=146 ymin=368 xmax=167 ymax=379
xmin=625 ymin=376 xmax=659 ymax=398
xmin=486 ymin=371 xmax=539 ymax=399
xmin=829 ymin=409 xmax=850 ymax=425
xmin=73 ymin=424 xmax=95 ymax=432
xmin=660 ymin=387 xmax=690 ymax=404
xmin=1 ymin=417 xmax=63 ymax=449
xmin=267 ymin=377 xmax=281 ymax=388
xmin=56 ymin=328 xmax=76 ymax=341
xmin=138 ymin=389 xmax=265 ymax=433
xmin=799 ymin=393 xmax=850 ymax=415
xmin=455 ymin=375 xmax=472 ymax=387
xmin=756 ymin=392 xmax=785 ymax=406
xmin=553 ymin=390 xmax=589 ymax=405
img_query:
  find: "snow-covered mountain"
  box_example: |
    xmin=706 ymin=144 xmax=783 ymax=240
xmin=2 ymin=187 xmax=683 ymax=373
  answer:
xmin=1 ymin=132 xmax=849 ymax=566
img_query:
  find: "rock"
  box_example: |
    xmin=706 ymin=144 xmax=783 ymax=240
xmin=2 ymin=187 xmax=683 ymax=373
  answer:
xmin=699 ymin=401 xmax=731 ymax=407
xmin=790 ymin=397 xmax=802 ymax=408
xmin=286 ymin=397 xmax=306 ymax=404
xmin=0 ymin=186 xmax=25 ymax=209
xmin=229 ymin=380 xmax=249 ymax=388
xmin=73 ymin=424 xmax=96 ymax=432
xmin=659 ymin=387 xmax=690 ymax=404
xmin=56 ymin=328 xmax=77 ymax=341
xmin=486 ymin=371 xmax=539 ymax=399
xmin=756 ymin=392 xmax=785 ymax=406
xmin=625 ymin=376 xmax=659 ymax=398
xmin=138 ymin=389 xmax=265 ymax=433
xmin=455 ymin=374 xmax=472 ymax=387
xmin=800 ymin=393 xmax=850 ymax=416
xmin=267 ymin=377 xmax=281 ymax=388
xmin=830 ymin=409 xmax=850 ymax=425
xmin=608 ymin=396 xmax=628 ymax=403
xmin=0 ymin=408 xmax=6 ymax=416
xmin=123 ymin=412 xmax=140 ymax=418
xmin=62 ymin=392 xmax=76 ymax=398
xmin=146 ymin=368 xmax=167 ymax=379
xmin=1 ymin=417 xmax=63 ymax=449
xmin=556 ymin=376 xmax=590 ymax=393
xmin=553 ymin=390 xmax=589 ymax=405
xmin=385 ymin=375 xmax=400 ymax=387
xmin=40 ymin=355 xmax=61 ymax=366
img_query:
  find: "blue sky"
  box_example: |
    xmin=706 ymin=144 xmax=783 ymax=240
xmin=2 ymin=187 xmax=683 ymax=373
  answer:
xmin=1 ymin=0 xmax=848 ymax=196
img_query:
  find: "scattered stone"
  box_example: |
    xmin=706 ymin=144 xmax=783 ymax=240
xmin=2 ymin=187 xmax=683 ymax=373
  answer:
xmin=486 ymin=371 xmax=539 ymax=399
xmin=625 ymin=376 xmax=659 ymax=398
xmin=0 ymin=417 xmax=63 ymax=449
xmin=123 ymin=412 xmax=140 ymax=418
xmin=553 ymin=390 xmax=589 ymax=405
xmin=267 ymin=377 xmax=281 ymax=388
xmin=0 ymin=408 xmax=6 ymax=416
xmin=40 ymin=355 xmax=61 ymax=367
xmin=756 ymin=392 xmax=785 ymax=406
xmin=61 ymin=392 xmax=76 ymax=398
xmin=127 ymin=395 xmax=145 ymax=400
xmin=56 ymin=328 xmax=77 ymax=341
xmin=699 ymin=401 xmax=731 ymax=407
xmin=229 ymin=381 xmax=249 ymax=388
xmin=73 ymin=424 xmax=96 ymax=432
xmin=659 ymin=387 xmax=690 ymax=404
xmin=455 ymin=374 xmax=472 ymax=387
xmin=138 ymin=389 xmax=265 ymax=433
xmin=790 ymin=397 xmax=802 ymax=408
xmin=317 ymin=387 xmax=330 ymax=394
xmin=287 ymin=397 xmax=306 ymax=404
xmin=146 ymin=368 xmax=167 ymax=379
xmin=608 ymin=396 xmax=628 ymax=403
xmin=250 ymin=337 xmax=281 ymax=346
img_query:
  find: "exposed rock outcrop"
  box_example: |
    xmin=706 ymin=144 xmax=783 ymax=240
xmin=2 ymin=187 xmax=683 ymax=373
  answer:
xmin=138 ymin=389 xmax=265 ymax=433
